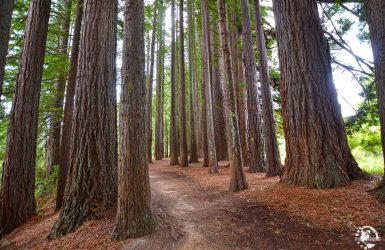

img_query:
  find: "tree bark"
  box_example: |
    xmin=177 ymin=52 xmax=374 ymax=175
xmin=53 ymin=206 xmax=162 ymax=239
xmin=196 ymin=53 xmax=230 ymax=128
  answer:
xmin=45 ymin=0 xmax=72 ymax=178
xmin=201 ymin=0 xmax=219 ymax=173
xmin=200 ymin=33 xmax=209 ymax=168
xmin=48 ymin=0 xmax=118 ymax=238
xmin=217 ymin=0 xmax=248 ymax=191
xmin=252 ymin=0 xmax=282 ymax=176
xmin=240 ymin=0 xmax=265 ymax=174
xmin=113 ymin=0 xmax=157 ymax=239
xmin=0 ymin=0 xmax=14 ymax=102
xmin=56 ymin=0 xmax=84 ymax=210
xmin=146 ymin=0 xmax=158 ymax=164
xmin=0 ymin=0 xmax=51 ymax=235
xmin=179 ymin=0 xmax=189 ymax=167
xmin=273 ymin=0 xmax=365 ymax=188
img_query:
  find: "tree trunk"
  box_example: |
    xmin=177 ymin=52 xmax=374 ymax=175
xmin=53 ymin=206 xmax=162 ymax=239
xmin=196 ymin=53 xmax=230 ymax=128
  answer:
xmin=364 ymin=0 xmax=385 ymax=201
xmin=188 ymin=0 xmax=199 ymax=163
xmin=273 ymin=0 xmax=365 ymax=188
xmin=56 ymin=0 xmax=84 ymax=210
xmin=201 ymin=0 xmax=219 ymax=173
xmin=240 ymin=0 xmax=265 ymax=173
xmin=146 ymin=0 xmax=158 ymax=164
xmin=0 ymin=0 xmax=14 ymax=102
xmin=200 ymin=33 xmax=209 ymax=168
xmin=252 ymin=0 xmax=281 ymax=176
xmin=179 ymin=0 xmax=189 ymax=167
xmin=113 ymin=0 xmax=157 ymax=239
xmin=48 ymin=0 xmax=118 ymax=238
xmin=45 ymin=0 xmax=72 ymax=178
xmin=217 ymin=0 xmax=247 ymax=190
xmin=170 ymin=0 xmax=179 ymax=166
xmin=0 ymin=0 xmax=51 ymax=235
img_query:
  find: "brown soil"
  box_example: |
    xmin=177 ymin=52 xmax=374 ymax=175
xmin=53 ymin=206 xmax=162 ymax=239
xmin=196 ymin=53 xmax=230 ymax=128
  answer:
xmin=2 ymin=159 xmax=385 ymax=249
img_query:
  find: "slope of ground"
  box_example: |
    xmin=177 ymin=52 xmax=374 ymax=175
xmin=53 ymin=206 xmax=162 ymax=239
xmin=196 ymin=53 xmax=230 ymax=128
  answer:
xmin=2 ymin=159 xmax=385 ymax=249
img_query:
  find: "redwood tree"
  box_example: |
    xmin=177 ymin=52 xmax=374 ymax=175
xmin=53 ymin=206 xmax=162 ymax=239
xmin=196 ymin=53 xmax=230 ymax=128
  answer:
xmin=0 ymin=0 xmax=51 ymax=235
xmin=49 ymin=0 xmax=118 ymax=238
xmin=273 ymin=0 xmax=365 ymax=188
xmin=113 ymin=0 xmax=157 ymax=239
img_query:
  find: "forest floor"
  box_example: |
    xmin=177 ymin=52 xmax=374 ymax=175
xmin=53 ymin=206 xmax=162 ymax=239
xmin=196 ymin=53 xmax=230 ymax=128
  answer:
xmin=2 ymin=159 xmax=385 ymax=249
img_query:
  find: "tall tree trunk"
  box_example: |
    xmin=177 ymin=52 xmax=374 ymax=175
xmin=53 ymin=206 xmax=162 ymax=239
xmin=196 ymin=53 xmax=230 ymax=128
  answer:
xmin=201 ymin=0 xmax=219 ymax=173
xmin=56 ymin=0 xmax=84 ymax=210
xmin=200 ymin=34 xmax=209 ymax=168
xmin=48 ymin=0 xmax=118 ymax=238
xmin=179 ymin=0 xmax=189 ymax=167
xmin=113 ymin=0 xmax=157 ymax=239
xmin=0 ymin=0 xmax=51 ymax=235
xmin=364 ymin=0 xmax=385 ymax=201
xmin=0 ymin=0 xmax=14 ymax=102
xmin=146 ymin=0 xmax=158 ymax=164
xmin=240 ymin=0 xmax=265 ymax=173
xmin=188 ymin=0 xmax=199 ymax=163
xmin=45 ymin=0 xmax=72 ymax=178
xmin=170 ymin=0 xmax=179 ymax=166
xmin=217 ymin=0 xmax=247 ymax=190
xmin=252 ymin=0 xmax=281 ymax=176
xmin=273 ymin=0 xmax=365 ymax=188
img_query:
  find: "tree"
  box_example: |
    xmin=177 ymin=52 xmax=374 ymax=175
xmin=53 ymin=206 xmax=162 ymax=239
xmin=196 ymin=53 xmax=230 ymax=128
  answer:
xmin=240 ymin=0 xmax=265 ymax=173
xmin=217 ymin=0 xmax=248 ymax=191
xmin=56 ymin=0 xmax=84 ymax=210
xmin=170 ymin=0 xmax=179 ymax=166
xmin=252 ymin=0 xmax=281 ymax=176
xmin=45 ymin=0 xmax=72 ymax=178
xmin=0 ymin=0 xmax=51 ymax=235
xmin=201 ymin=0 xmax=219 ymax=173
xmin=364 ymin=0 xmax=385 ymax=201
xmin=146 ymin=0 xmax=158 ymax=163
xmin=113 ymin=0 xmax=157 ymax=239
xmin=48 ymin=0 xmax=118 ymax=238
xmin=0 ymin=0 xmax=14 ymax=102
xmin=273 ymin=0 xmax=365 ymax=188
xmin=179 ymin=0 xmax=189 ymax=167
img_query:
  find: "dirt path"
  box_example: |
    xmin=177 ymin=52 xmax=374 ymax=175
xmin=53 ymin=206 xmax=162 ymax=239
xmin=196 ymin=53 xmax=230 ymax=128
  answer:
xmin=2 ymin=159 xmax=380 ymax=249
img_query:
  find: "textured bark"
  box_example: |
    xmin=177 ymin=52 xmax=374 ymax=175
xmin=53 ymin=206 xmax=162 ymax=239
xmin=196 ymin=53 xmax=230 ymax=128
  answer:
xmin=56 ymin=0 xmax=84 ymax=210
xmin=48 ymin=0 xmax=118 ymax=238
xmin=170 ymin=0 xmax=179 ymax=166
xmin=273 ymin=0 xmax=365 ymax=188
xmin=113 ymin=0 xmax=157 ymax=239
xmin=0 ymin=0 xmax=14 ymax=102
xmin=202 ymin=0 xmax=219 ymax=173
xmin=146 ymin=0 xmax=158 ymax=163
xmin=252 ymin=0 xmax=281 ymax=176
xmin=364 ymin=0 xmax=385 ymax=201
xmin=200 ymin=34 xmax=209 ymax=168
xmin=0 ymin=0 xmax=51 ymax=235
xmin=217 ymin=0 xmax=247 ymax=191
xmin=45 ymin=0 xmax=72 ymax=178
xmin=188 ymin=0 xmax=199 ymax=163
xmin=240 ymin=0 xmax=265 ymax=173
xmin=179 ymin=0 xmax=189 ymax=167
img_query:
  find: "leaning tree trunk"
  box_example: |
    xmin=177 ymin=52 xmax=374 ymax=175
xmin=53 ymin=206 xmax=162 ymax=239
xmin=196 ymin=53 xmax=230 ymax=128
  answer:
xmin=48 ymin=0 xmax=118 ymax=238
xmin=0 ymin=0 xmax=51 ymax=235
xmin=273 ymin=0 xmax=365 ymax=189
xmin=45 ymin=0 xmax=72 ymax=178
xmin=56 ymin=0 xmax=84 ymax=210
xmin=240 ymin=0 xmax=265 ymax=173
xmin=113 ymin=0 xmax=157 ymax=239
xmin=170 ymin=0 xmax=179 ymax=166
xmin=202 ymin=0 xmax=219 ymax=173
xmin=0 ymin=0 xmax=14 ymax=102
xmin=179 ymin=0 xmax=189 ymax=167
xmin=217 ymin=0 xmax=247 ymax=191
xmin=188 ymin=0 xmax=199 ymax=163
xmin=252 ymin=0 xmax=281 ymax=176
xmin=364 ymin=0 xmax=385 ymax=201
xmin=146 ymin=0 xmax=158 ymax=164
